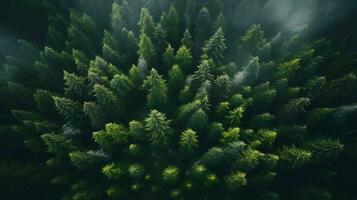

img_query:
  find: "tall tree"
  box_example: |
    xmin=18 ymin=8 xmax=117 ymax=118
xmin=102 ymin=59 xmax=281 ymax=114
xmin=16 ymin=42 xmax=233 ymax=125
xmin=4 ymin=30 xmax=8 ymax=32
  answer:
xmin=143 ymin=68 xmax=168 ymax=111
xmin=145 ymin=110 xmax=173 ymax=148
xmin=203 ymin=28 xmax=227 ymax=63
xmin=194 ymin=7 xmax=212 ymax=57
xmin=159 ymin=6 xmax=180 ymax=47
xmin=138 ymin=33 xmax=156 ymax=67
xmin=175 ymin=45 xmax=193 ymax=73
xmin=66 ymin=12 xmax=99 ymax=57
xmin=138 ymin=8 xmax=156 ymax=38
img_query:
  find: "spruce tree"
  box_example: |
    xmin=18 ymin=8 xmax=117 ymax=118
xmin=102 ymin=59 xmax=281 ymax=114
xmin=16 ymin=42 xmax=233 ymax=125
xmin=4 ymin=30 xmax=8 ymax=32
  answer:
xmin=203 ymin=27 xmax=227 ymax=63
xmin=143 ymin=68 xmax=168 ymax=111
xmin=145 ymin=110 xmax=173 ymax=148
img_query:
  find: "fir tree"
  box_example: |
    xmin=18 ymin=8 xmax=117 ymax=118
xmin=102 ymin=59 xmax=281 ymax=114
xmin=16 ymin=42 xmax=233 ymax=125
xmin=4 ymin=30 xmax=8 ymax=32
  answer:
xmin=145 ymin=110 xmax=173 ymax=148
xmin=181 ymin=29 xmax=193 ymax=50
xmin=203 ymin=27 xmax=227 ymax=63
xmin=159 ymin=6 xmax=179 ymax=47
xmin=138 ymin=8 xmax=156 ymax=38
xmin=138 ymin=33 xmax=156 ymax=67
xmin=179 ymin=129 xmax=198 ymax=155
xmin=66 ymin=12 xmax=99 ymax=57
xmin=143 ymin=69 xmax=168 ymax=111
xmin=175 ymin=45 xmax=193 ymax=73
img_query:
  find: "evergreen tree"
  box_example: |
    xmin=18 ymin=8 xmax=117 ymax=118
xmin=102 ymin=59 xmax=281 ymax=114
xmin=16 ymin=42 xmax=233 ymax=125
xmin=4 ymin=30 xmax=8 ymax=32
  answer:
xmin=138 ymin=33 xmax=156 ymax=67
xmin=163 ymin=44 xmax=175 ymax=70
xmin=111 ymin=2 xmax=125 ymax=34
xmin=203 ymin=27 xmax=227 ymax=63
xmin=159 ymin=6 xmax=180 ymax=47
xmin=102 ymin=30 xmax=122 ymax=67
xmin=175 ymin=45 xmax=193 ymax=73
xmin=238 ymin=24 xmax=271 ymax=63
xmin=53 ymin=96 xmax=85 ymax=127
xmin=143 ymin=69 xmax=168 ymax=111
xmin=66 ymin=12 xmax=99 ymax=57
xmin=63 ymin=70 xmax=88 ymax=100
xmin=93 ymin=84 xmax=124 ymax=121
xmin=179 ymin=129 xmax=198 ymax=155
xmin=138 ymin=8 xmax=156 ymax=38
xmin=194 ymin=7 xmax=212 ymax=57
xmin=145 ymin=110 xmax=173 ymax=148
xmin=168 ymin=64 xmax=185 ymax=101
xmin=191 ymin=60 xmax=214 ymax=89
xmin=181 ymin=29 xmax=193 ymax=50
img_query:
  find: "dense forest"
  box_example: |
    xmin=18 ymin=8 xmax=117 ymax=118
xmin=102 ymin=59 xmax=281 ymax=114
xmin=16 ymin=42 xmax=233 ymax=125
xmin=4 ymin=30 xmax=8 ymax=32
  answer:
xmin=1 ymin=0 xmax=357 ymax=199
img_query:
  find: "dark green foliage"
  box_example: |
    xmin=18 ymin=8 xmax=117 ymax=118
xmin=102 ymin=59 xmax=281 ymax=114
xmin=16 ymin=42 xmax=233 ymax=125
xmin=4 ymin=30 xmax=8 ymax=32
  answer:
xmin=1 ymin=1 xmax=356 ymax=200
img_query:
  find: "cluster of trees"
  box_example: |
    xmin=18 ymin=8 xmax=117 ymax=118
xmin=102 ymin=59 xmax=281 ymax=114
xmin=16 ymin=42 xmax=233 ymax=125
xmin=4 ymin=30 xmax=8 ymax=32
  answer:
xmin=1 ymin=0 xmax=357 ymax=199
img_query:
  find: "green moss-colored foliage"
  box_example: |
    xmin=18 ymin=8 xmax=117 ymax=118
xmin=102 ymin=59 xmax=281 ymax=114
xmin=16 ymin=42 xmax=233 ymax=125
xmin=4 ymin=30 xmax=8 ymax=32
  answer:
xmin=0 ymin=1 xmax=356 ymax=200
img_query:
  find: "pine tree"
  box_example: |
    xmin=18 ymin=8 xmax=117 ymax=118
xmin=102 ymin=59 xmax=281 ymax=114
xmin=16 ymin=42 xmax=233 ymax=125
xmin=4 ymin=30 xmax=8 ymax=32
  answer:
xmin=168 ymin=64 xmax=185 ymax=101
xmin=163 ymin=44 xmax=175 ymax=70
xmin=93 ymin=123 xmax=128 ymax=150
xmin=191 ymin=60 xmax=214 ymax=89
xmin=212 ymin=74 xmax=232 ymax=102
xmin=194 ymin=7 xmax=212 ymax=57
xmin=66 ymin=12 xmax=99 ymax=57
xmin=110 ymin=73 xmax=133 ymax=105
xmin=181 ymin=29 xmax=193 ymax=50
xmin=159 ymin=6 xmax=179 ymax=47
xmin=83 ymin=102 xmax=106 ymax=130
xmin=138 ymin=33 xmax=156 ymax=67
xmin=162 ymin=166 xmax=180 ymax=184
xmin=63 ymin=70 xmax=88 ymax=100
xmin=145 ymin=110 xmax=173 ymax=148
xmin=93 ymin=84 xmax=124 ymax=121
xmin=225 ymin=171 xmax=247 ymax=190
xmin=179 ymin=129 xmax=198 ymax=155
xmin=102 ymin=30 xmax=122 ymax=67
xmin=203 ymin=28 xmax=227 ymax=63
xmin=52 ymin=96 xmax=85 ymax=127
xmin=239 ymin=24 xmax=271 ymax=62
xmin=175 ymin=45 xmax=193 ymax=73
xmin=111 ymin=2 xmax=125 ymax=34
xmin=138 ymin=8 xmax=156 ymax=38
xmin=72 ymin=49 xmax=89 ymax=75
xmin=143 ymin=69 xmax=168 ymax=111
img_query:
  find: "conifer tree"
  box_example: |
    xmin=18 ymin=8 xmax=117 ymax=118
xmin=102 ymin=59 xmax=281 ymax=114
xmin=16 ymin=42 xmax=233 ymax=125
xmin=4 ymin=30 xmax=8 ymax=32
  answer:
xmin=175 ymin=45 xmax=193 ymax=73
xmin=191 ymin=60 xmax=214 ymax=89
xmin=143 ymin=69 xmax=168 ymax=111
xmin=63 ymin=70 xmax=88 ymax=100
xmin=138 ymin=8 xmax=156 ymax=38
xmin=159 ymin=6 xmax=179 ymax=47
xmin=163 ymin=44 xmax=175 ymax=70
xmin=102 ymin=30 xmax=122 ymax=67
xmin=138 ymin=33 xmax=156 ymax=67
xmin=203 ymin=27 xmax=227 ymax=63
xmin=179 ymin=129 xmax=198 ymax=155
xmin=181 ymin=29 xmax=193 ymax=50
xmin=239 ymin=24 xmax=271 ymax=62
xmin=53 ymin=96 xmax=85 ymax=127
xmin=93 ymin=84 xmax=124 ymax=121
xmin=194 ymin=7 xmax=212 ymax=57
xmin=66 ymin=12 xmax=99 ymax=57
xmin=168 ymin=64 xmax=185 ymax=101
xmin=145 ymin=110 xmax=173 ymax=148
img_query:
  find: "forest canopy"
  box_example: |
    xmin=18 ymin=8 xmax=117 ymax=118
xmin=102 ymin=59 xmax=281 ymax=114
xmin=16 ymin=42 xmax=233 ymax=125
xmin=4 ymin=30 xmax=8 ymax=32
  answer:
xmin=0 ymin=0 xmax=357 ymax=200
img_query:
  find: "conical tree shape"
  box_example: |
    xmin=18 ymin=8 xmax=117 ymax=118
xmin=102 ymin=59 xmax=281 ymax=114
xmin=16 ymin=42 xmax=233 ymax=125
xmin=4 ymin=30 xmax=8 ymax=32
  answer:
xmin=145 ymin=109 xmax=172 ymax=148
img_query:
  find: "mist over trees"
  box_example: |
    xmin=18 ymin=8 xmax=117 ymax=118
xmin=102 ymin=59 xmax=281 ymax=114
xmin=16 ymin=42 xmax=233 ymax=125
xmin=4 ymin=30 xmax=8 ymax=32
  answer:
xmin=1 ymin=0 xmax=357 ymax=199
